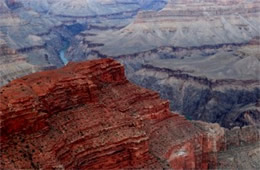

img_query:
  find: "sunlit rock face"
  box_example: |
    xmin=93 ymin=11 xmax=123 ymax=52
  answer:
xmin=1 ymin=59 xmax=259 ymax=169
xmin=67 ymin=0 xmax=260 ymax=128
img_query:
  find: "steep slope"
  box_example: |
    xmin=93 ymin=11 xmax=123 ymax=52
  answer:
xmin=1 ymin=59 xmax=259 ymax=169
xmin=127 ymin=39 xmax=260 ymax=128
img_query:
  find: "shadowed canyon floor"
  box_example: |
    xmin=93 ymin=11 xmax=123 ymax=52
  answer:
xmin=1 ymin=59 xmax=259 ymax=169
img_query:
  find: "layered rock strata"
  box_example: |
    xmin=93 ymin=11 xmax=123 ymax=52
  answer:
xmin=0 ymin=44 xmax=46 ymax=87
xmin=0 ymin=0 xmax=168 ymax=87
xmin=130 ymin=50 xmax=260 ymax=128
xmin=67 ymin=0 xmax=260 ymax=129
xmin=1 ymin=59 xmax=259 ymax=169
xmin=79 ymin=0 xmax=260 ymax=56
xmin=0 ymin=0 xmax=64 ymax=86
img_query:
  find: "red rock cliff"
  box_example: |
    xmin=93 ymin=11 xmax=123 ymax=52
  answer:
xmin=0 ymin=59 xmax=259 ymax=169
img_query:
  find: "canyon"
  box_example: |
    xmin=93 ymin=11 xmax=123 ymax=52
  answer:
xmin=0 ymin=1 xmax=259 ymax=168
xmin=1 ymin=1 xmax=258 ymax=128
xmin=78 ymin=0 xmax=260 ymax=56
xmin=0 ymin=0 xmax=166 ymax=86
xmin=1 ymin=59 xmax=259 ymax=169
xmin=67 ymin=0 xmax=260 ymax=128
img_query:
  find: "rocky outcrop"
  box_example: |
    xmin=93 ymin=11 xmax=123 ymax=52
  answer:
xmin=0 ymin=58 xmax=163 ymax=169
xmin=1 ymin=59 xmax=259 ymax=169
xmin=193 ymin=121 xmax=260 ymax=169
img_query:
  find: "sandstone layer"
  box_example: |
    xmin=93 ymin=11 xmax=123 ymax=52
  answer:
xmin=1 ymin=59 xmax=259 ymax=169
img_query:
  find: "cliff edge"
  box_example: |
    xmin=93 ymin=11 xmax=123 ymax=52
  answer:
xmin=0 ymin=59 xmax=259 ymax=169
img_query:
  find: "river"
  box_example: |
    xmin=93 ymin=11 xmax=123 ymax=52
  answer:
xmin=58 ymin=24 xmax=86 ymax=65
xmin=59 ymin=48 xmax=69 ymax=65
xmin=59 ymin=38 xmax=70 ymax=65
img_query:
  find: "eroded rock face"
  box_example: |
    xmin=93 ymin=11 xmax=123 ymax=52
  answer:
xmin=0 ymin=0 xmax=66 ymax=87
xmin=0 ymin=0 xmax=168 ymax=87
xmin=67 ymin=0 xmax=260 ymax=129
xmin=78 ymin=0 xmax=260 ymax=56
xmin=0 ymin=43 xmax=48 ymax=87
xmin=130 ymin=57 xmax=260 ymax=129
xmin=0 ymin=59 xmax=259 ymax=169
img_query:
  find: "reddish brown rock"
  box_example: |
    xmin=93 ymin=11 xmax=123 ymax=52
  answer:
xmin=0 ymin=58 xmax=166 ymax=169
xmin=0 ymin=58 xmax=259 ymax=169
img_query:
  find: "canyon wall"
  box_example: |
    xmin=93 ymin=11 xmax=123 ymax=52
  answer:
xmin=80 ymin=0 xmax=260 ymax=56
xmin=68 ymin=0 xmax=260 ymax=128
xmin=0 ymin=41 xmax=48 ymax=86
xmin=0 ymin=0 xmax=167 ymax=87
xmin=2 ymin=0 xmax=258 ymax=130
xmin=0 ymin=0 xmax=68 ymax=87
xmin=1 ymin=59 xmax=259 ymax=169
xmin=130 ymin=55 xmax=260 ymax=128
